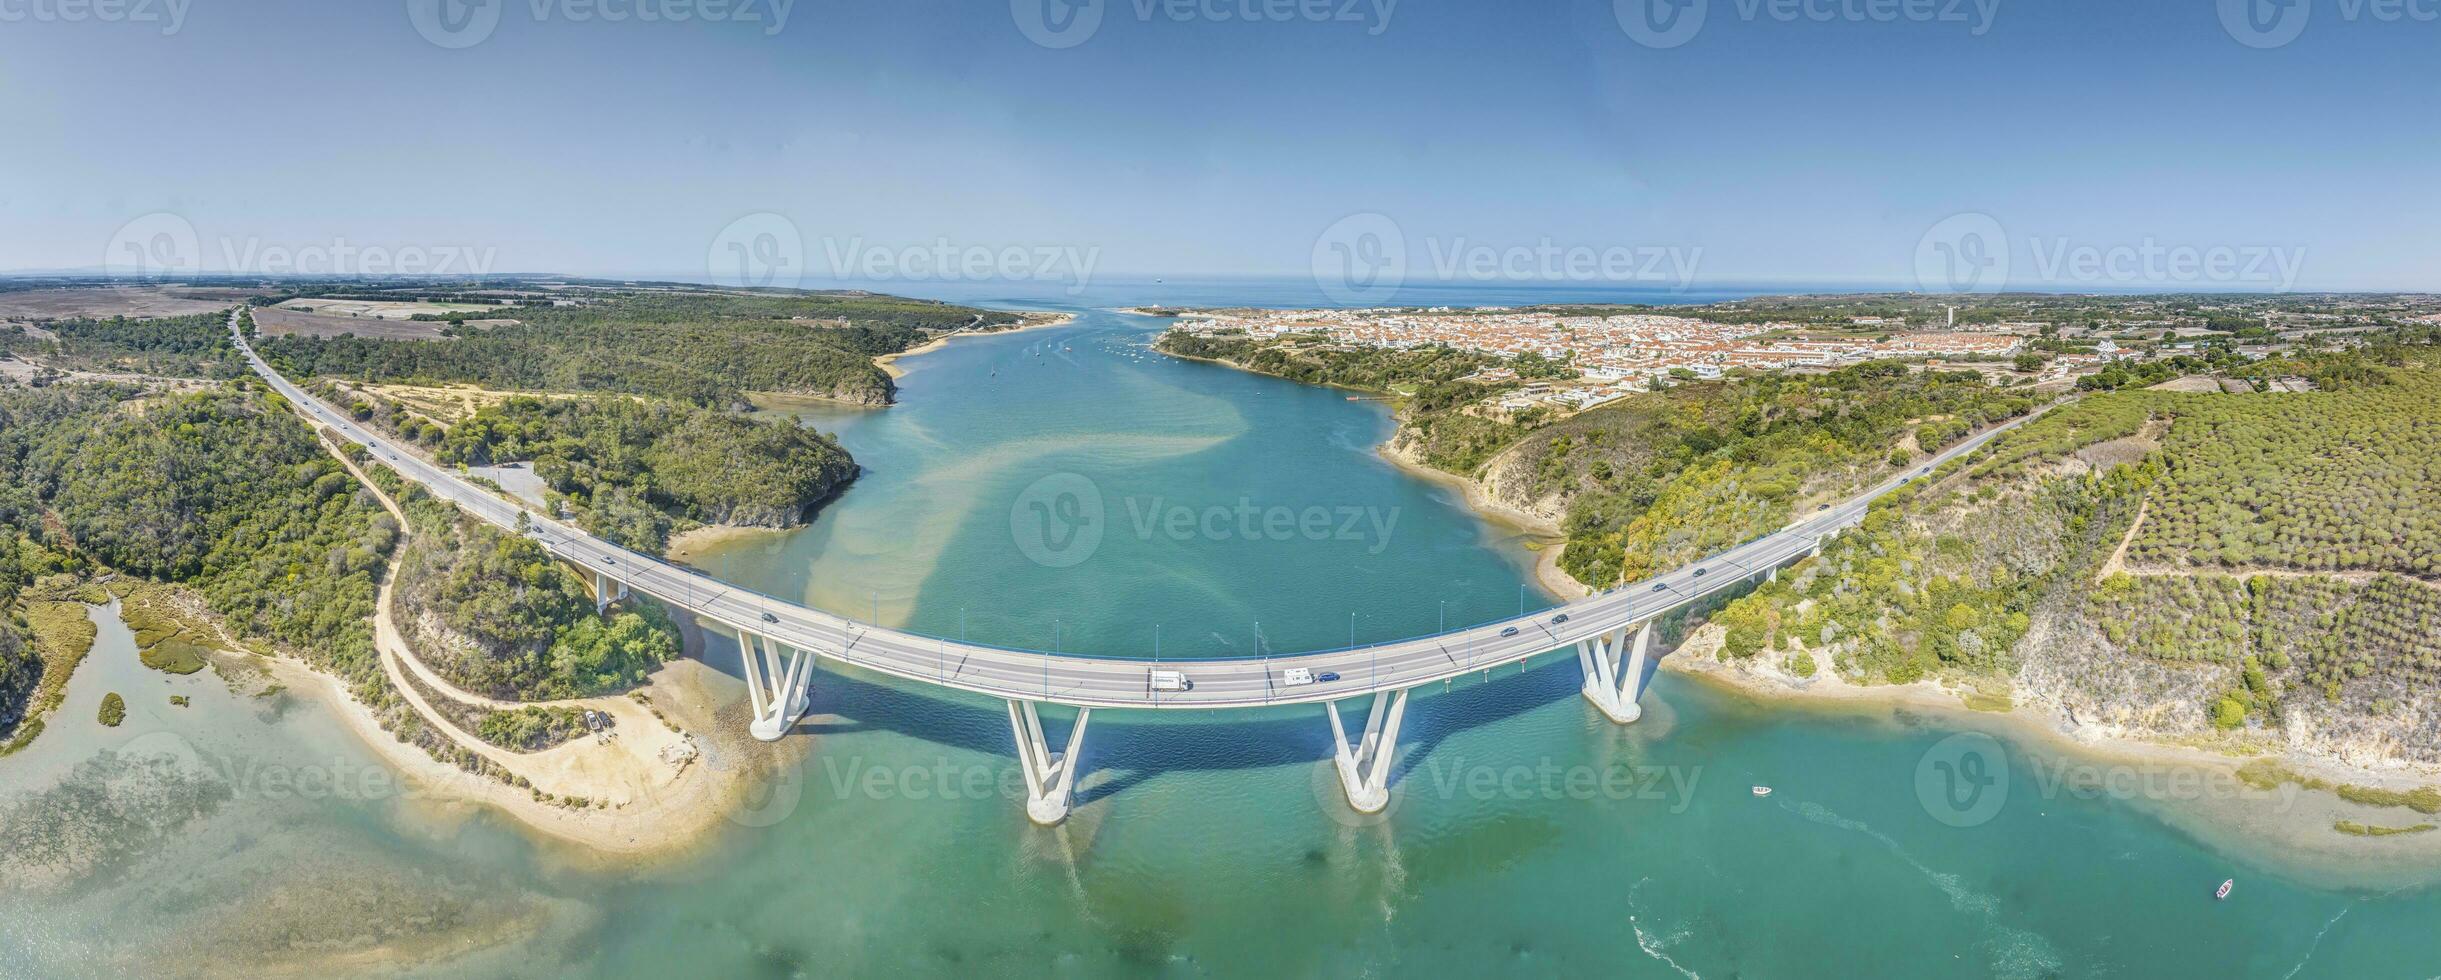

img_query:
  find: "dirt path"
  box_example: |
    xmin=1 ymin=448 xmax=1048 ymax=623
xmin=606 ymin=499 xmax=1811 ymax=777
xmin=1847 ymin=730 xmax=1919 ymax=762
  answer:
xmin=2095 ymin=496 xmax=2151 ymax=582
xmin=251 ymin=426 xmax=768 ymax=857
xmin=315 ymin=431 xmax=706 ymax=797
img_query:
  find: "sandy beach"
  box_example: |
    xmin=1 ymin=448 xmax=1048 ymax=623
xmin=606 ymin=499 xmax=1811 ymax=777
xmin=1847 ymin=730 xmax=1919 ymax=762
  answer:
xmin=876 ymin=310 xmax=1077 ymax=379
xmin=1374 ymin=439 xmax=1588 ymax=599
xmin=1662 ymin=623 xmax=2441 ymax=877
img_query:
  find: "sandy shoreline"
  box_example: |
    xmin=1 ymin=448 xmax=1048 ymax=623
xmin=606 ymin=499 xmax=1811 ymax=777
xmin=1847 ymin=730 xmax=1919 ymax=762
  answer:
xmin=1157 ymin=341 xmax=2441 ymax=868
xmin=876 ymin=310 xmax=1077 ymax=379
xmin=1147 ymin=337 xmax=1593 ymax=600
xmin=665 ymin=522 xmax=791 ymax=565
xmin=1663 ymin=624 xmax=2441 ymax=874
xmin=261 ymin=423 xmax=779 ymax=864
xmin=1374 ymin=440 xmax=1588 ymax=599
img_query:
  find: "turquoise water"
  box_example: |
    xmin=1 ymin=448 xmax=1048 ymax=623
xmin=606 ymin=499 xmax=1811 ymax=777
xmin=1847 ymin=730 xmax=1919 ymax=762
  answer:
xmin=5 ymin=298 xmax=2441 ymax=977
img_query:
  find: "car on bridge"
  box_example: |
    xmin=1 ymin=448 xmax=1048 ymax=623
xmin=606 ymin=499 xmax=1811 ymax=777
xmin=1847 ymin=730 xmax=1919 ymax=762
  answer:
xmin=761 ymin=612 xmax=779 ymax=624
xmin=1692 ymin=567 xmax=1707 ymax=577
xmin=1551 ymin=613 xmax=1570 ymax=625
xmin=1316 ymin=671 xmax=1340 ymax=683
xmin=1499 ymin=626 xmax=1520 ymax=638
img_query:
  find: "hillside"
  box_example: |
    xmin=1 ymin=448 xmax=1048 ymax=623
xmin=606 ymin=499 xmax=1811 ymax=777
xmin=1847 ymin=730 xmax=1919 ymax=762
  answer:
xmin=1705 ymin=349 xmax=2441 ymax=764
xmin=256 ymin=286 xmax=1022 ymax=409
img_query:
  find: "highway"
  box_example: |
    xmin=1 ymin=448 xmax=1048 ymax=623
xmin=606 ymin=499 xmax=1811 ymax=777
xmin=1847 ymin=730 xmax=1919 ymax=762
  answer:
xmin=233 ymin=309 xmax=2041 ymax=710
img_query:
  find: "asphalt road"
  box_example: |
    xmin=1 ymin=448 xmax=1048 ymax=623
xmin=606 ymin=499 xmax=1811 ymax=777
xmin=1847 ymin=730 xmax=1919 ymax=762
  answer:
xmin=233 ymin=309 xmax=2041 ymax=709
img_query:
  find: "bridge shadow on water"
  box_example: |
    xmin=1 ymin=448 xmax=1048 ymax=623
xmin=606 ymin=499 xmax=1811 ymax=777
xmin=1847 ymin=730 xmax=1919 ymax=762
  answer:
xmin=761 ymin=643 xmax=1675 ymax=813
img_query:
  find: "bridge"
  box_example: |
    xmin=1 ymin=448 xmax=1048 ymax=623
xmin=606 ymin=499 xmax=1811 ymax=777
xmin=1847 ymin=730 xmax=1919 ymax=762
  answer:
xmin=231 ymin=310 xmax=2041 ymax=824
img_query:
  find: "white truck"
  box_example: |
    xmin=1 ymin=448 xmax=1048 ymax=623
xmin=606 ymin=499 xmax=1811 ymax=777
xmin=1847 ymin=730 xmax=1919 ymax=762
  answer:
xmin=1281 ymin=667 xmax=1315 ymax=687
xmin=1150 ymin=669 xmax=1192 ymax=692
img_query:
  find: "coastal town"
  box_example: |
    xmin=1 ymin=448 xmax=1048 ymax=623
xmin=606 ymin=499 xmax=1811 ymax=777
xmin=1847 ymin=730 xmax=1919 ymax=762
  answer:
xmin=1164 ymin=306 xmax=2039 ymax=412
xmin=1153 ymin=295 xmax=2440 ymax=416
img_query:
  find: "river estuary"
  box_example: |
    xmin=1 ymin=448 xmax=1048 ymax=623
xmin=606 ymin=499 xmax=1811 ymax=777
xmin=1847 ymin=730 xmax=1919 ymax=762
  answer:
xmin=3 ymin=287 xmax=2438 ymax=977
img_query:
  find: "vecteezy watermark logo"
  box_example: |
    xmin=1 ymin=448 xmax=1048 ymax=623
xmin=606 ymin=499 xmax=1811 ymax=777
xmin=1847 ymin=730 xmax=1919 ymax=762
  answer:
xmin=709 ymin=212 xmax=806 ymax=290
xmin=1618 ymin=0 xmax=1998 ymax=47
xmin=816 ymin=238 xmax=1102 ymax=295
xmin=2219 ymin=0 xmax=2438 ymax=48
xmin=1120 ymin=497 xmax=1401 ymax=554
xmin=1012 ymin=0 xmax=1104 ymax=47
xmin=1011 ymin=474 xmax=1405 ymax=566
xmin=1916 ymin=212 xmax=2309 ymax=292
xmin=1421 ymin=239 xmax=1703 ymax=288
xmin=406 ymin=0 xmax=503 ymax=48
xmin=1011 ymin=472 xmax=1106 ymax=569
xmin=2218 ymin=0 xmax=2311 ymax=47
xmin=1015 ymin=0 xmax=1397 ymax=48
xmin=1913 ymin=212 xmax=2010 ymax=294
xmin=104 ymin=214 xmax=501 ymax=277
xmin=408 ymin=0 xmax=795 ymax=48
xmin=1311 ymin=755 xmax=1701 ymax=828
xmin=1312 ymin=212 xmax=1406 ymax=306
xmin=1915 ymin=731 xmax=2009 ymax=828
xmin=0 ymin=0 xmax=190 ymax=34
xmin=104 ymin=212 xmax=201 ymax=278
xmin=1614 ymin=0 xmax=1708 ymax=47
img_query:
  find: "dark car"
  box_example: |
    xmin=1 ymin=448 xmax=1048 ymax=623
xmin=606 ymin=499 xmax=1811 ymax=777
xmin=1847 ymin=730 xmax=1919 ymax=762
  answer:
xmin=1500 ymin=626 xmax=1521 ymax=638
xmin=1652 ymin=582 xmax=1668 ymax=592
xmin=1551 ymin=613 xmax=1570 ymax=625
xmin=1818 ymin=503 xmax=1830 ymax=511
xmin=1316 ymin=671 xmax=1340 ymax=683
xmin=761 ymin=612 xmax=779 ymax=624
xmin=1692 ymin=567 xmax=1707 ymax=577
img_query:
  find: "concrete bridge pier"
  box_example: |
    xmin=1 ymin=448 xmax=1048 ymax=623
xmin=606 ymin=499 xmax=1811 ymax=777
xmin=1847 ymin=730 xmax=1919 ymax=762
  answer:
xmin=593 ymin=569 xmax=630 ymax=614
xmin=1008 ymin=700 xmax=1092 ymax=825
xmin=740 ymin=631 xmax=815 ymax=742
xmin=1327 ymin=688 xmax=1410 ymax=813
xmin=1576 ymin=621 xmax=1654 ymax=724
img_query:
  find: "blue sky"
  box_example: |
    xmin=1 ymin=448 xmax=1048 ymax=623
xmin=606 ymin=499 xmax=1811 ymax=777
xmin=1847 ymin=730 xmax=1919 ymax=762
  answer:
xmin=2 ymin=0 xmax=2435 ymax=291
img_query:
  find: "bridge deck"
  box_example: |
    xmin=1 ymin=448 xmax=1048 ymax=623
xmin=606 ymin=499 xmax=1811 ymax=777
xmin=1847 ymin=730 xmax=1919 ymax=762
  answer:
xmin=235 ymin=311 xmax=2036 ymax=709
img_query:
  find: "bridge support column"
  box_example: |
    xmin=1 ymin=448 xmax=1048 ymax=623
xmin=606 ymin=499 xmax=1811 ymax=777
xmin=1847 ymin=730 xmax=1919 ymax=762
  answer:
xmin=1577 ymin=621 xmax=1654 ymax=724
xmin=740 ymin=632 xmax=814 ymax=742
xmin=593 ymin=570 xmax=629 ymax=614
xmin=1326 ymin=688 xmax=1410 ymax=813
xmin=1007 ymin=700 xmax=1091 ymax=825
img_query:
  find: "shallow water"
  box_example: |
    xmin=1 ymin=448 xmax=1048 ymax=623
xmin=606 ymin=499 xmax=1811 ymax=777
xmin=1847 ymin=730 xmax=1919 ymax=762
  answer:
xmin=4 ymin=298 xmax=2439 ymax=978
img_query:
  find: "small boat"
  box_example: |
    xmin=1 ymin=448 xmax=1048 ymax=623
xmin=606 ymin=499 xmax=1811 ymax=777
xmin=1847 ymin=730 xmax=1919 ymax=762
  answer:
xmin=2215 ymin=879 xmax=2234 ymax=900
xmin=1752 ymin=786 xmax=1773 ymax=797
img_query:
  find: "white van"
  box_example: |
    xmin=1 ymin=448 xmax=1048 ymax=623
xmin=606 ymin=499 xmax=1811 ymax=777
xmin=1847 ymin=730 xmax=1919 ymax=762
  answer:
xmin=1150 ymin=669 xmax=1192 ymax=692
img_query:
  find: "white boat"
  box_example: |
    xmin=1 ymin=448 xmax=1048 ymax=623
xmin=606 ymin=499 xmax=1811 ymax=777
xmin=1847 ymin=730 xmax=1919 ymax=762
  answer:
xmin=1752 ymin=786 xmax=1772 ymax=797
xmin=2216 ymin=879 xmax=2234 ymax=900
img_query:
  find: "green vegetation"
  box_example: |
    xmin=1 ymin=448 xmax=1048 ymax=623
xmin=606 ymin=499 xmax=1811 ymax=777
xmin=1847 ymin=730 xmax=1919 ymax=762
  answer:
xmin=0 ymin=382 xmax=393 ymax=709
xmin=0 ymin=311 xmax=241 ymax=379
xmin=433 ymin=395 xmax=856 ymax=551
xmin=379 ymin=466 xmax=679 ymax=701
xmin=1154 ymin=330 xmax=1536 ymax=471
xmin=96 ymin=692 xmax=124 ymax=727
xmin=1552 ymin=362 xmax=2037 ymax=587
xmin=475 ymin=706 xmax=595 ymax=752
xmin=2127 ymin=370 xmax=2441 ymax=576
xmin=2337 ymin=783 xmax=2441 ymax=815
xmin=169 ymin=695 xmax=190 ymax=707
xmin=259 ymin=287 xmax=1017 ymax=409
xmin=2334 ymin=820 xmax=2435 ymax=837
xmin=1699 ymin=340 xmax=2441 ymax=752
